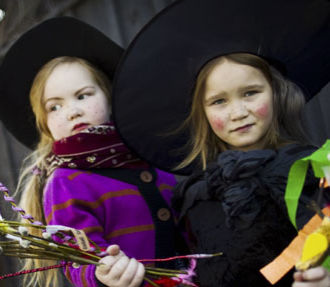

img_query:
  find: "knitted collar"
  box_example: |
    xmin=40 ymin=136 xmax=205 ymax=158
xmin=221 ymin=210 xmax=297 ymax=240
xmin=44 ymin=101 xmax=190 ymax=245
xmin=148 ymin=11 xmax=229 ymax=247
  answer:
xmin=45 ymin=122 xmax=148 ymax=176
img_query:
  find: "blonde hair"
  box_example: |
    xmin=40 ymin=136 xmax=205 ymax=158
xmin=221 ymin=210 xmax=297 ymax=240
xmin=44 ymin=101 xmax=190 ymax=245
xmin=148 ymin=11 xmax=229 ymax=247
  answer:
xmin=177 ymin=53 xmax=308 ymax=170
xmin=16 ymin=56 xmax=111 ymax=286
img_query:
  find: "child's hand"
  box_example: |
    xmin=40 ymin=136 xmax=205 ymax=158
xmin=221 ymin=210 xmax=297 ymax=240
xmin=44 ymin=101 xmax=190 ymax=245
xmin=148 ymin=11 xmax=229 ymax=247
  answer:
xmin=95 ymin=245 xmax=145 ymax=287
xmin=292 ymin=267 xmax=330 ymax=287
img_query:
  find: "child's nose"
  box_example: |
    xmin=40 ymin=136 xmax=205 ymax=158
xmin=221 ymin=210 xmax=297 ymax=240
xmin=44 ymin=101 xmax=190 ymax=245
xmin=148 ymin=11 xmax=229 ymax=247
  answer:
xmin=229 ymin=101 xmax=248 ymax=120
xmin=67 ymin=106 xmax=83 ymax=120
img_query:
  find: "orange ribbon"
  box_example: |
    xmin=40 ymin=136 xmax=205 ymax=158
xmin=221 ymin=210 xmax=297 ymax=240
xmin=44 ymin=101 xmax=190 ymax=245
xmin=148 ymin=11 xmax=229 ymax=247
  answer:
xmin=260 ymin=207 xmax=330 ymax=285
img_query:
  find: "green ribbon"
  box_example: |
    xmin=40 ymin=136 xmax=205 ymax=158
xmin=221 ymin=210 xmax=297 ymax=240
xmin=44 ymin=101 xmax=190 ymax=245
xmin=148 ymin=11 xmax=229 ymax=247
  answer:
xmin=285 ymin=140 xmax=330 ymax=229
xmin=285 ymin=140 xmax=330 ymax=272
xmin=322 ymin=256 xmax=330 ymax=270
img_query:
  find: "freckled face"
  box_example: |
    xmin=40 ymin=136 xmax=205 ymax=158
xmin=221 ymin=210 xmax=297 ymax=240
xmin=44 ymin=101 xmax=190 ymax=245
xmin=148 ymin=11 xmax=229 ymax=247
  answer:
xmin=203 ymin=59 xmax=273 ymax=151
xmin=44 ymin=62 xmax=110 ymax=140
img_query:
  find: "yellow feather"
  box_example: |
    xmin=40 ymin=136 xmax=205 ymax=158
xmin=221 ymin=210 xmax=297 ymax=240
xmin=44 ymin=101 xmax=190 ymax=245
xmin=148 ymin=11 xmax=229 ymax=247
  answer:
xmin=296 ymin=217 xmax=330 ymax=271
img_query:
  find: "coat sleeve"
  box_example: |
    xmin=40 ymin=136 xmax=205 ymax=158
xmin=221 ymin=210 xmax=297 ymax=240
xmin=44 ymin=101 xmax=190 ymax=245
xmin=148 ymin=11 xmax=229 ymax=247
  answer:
xmin=43 ymin=171 xmax=108 ymax=287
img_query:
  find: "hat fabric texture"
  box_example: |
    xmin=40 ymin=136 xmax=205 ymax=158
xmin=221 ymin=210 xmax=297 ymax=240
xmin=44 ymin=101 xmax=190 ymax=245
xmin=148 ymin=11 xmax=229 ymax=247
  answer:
xmin=112 ymin=0 xmax=330 ymax=175
xmin=0 ymin=16 xmax=124 ymax=149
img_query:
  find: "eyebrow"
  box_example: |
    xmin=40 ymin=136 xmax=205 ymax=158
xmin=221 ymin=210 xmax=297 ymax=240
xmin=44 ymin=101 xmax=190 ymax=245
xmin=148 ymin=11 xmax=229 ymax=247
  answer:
xmin=204 ymin=84 xmax=265 ymax=104
xmin=74 ymin=85 xmax=95 ymax=96
xmin=44 ymin=85 xmax=95 ymax=105
xmin=204 ymin=93 xmax=226 ymax=104
xmin=44 ymin=96 xmax=62 ymax=105
xmin=237 ymin=84 xmax=265 ymax=93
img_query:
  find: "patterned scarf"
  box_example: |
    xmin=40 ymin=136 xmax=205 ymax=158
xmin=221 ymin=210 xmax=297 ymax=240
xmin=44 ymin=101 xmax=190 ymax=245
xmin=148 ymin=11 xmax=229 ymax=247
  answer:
xmin=45 ymin=122 xmax=148 ymax=176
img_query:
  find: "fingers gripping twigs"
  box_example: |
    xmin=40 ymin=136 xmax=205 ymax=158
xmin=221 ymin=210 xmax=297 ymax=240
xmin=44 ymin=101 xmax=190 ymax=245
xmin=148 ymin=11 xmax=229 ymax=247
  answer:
xmin=95 ymin=245 xmax=145 ymax=287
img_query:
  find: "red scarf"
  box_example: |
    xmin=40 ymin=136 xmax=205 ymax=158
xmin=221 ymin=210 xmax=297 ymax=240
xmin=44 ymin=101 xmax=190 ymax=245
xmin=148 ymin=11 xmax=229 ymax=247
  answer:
xmin=46 ymin=122 xmax=148 ymax=176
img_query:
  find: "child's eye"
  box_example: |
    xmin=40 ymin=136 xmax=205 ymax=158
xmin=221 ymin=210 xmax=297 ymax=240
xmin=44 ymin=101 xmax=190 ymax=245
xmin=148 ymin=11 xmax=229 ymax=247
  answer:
xmin=211 ymin=98 xmax=225 ymax=105
xmin=48 ymin=104 xmax=61 ymax=112
xmin=77 ymin=94 xmax=89 ymax=100
xmin=244 ymin=90 xmax=258 ymax=97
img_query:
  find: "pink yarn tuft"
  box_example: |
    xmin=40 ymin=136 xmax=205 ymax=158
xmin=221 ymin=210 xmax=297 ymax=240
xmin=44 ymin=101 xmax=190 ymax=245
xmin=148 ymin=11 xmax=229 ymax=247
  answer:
xmin=174 ymin=258 xmax=198 ymax=286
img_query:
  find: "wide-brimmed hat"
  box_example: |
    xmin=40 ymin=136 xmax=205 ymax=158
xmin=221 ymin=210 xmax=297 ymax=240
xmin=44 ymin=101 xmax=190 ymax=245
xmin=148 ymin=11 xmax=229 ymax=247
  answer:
xmin=112 ymin=0 xmax=330 ymax=175
xmin=0 ymin=16 xmax=124 ymax=149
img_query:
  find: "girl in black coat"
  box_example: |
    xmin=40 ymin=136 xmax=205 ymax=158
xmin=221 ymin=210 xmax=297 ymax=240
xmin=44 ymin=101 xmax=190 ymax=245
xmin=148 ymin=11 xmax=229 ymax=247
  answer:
xmin=111 ymin=0 xmax=330 ymax=286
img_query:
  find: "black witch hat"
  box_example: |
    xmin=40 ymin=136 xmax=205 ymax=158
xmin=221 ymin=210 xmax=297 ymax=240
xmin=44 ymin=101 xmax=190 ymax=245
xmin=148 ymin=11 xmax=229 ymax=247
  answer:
xmin=0 ymin=16 xmax=124 ymax=148
xmin=112 ymin=0 xmax=330 ymax=174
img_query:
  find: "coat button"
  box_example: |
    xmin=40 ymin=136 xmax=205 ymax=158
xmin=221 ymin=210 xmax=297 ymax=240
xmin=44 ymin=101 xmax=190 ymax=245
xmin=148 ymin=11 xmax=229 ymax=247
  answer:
xmin=140 ymin=171 xmax=153 ymax=183
xmin=157 ymin=208 xmax=171 ymax=221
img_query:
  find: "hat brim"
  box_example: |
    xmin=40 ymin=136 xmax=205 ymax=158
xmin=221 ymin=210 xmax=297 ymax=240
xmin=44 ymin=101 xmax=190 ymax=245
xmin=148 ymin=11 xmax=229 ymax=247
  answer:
xmin=0 ymin=16 xmax=124 ymax=149
xmin=112 ymin=0 xmax=330 ymax=175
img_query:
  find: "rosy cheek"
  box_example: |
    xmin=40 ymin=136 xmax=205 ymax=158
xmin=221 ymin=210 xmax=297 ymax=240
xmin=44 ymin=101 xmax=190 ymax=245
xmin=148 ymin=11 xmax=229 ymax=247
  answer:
xmin=209 ymin=117 xmax=224 ymax=131
xmin=256 ymin=104 xmax=269 ymax=118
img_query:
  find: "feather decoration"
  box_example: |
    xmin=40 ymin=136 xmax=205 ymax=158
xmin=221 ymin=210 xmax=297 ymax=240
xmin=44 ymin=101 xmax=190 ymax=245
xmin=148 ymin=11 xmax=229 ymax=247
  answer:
xmin=295 ymin=216 xmax=330 ymax=271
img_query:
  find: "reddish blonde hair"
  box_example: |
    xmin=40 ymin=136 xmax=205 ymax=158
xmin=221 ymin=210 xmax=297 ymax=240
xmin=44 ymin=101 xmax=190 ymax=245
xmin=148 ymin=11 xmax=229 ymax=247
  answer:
xmin=17 ymin=56 xmax=111 ymax=286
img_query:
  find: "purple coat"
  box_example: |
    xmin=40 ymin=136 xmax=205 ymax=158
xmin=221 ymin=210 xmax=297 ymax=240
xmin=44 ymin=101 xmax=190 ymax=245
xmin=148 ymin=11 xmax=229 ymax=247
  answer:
xmin=43 ymin=167 xmax=177 ymax=287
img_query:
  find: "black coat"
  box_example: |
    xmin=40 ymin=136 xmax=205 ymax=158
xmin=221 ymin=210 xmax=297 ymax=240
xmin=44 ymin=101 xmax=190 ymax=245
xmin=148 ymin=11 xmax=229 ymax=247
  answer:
xmin=173 ymin=144 xmax=322 ymax=287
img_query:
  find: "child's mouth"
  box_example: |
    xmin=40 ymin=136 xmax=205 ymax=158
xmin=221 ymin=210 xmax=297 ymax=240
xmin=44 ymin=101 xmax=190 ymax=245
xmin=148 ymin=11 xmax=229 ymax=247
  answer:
xmin=73 ymin=123 xmax=89 ymax=132
xmin=233 ymin=124 xmax=254 ymax=132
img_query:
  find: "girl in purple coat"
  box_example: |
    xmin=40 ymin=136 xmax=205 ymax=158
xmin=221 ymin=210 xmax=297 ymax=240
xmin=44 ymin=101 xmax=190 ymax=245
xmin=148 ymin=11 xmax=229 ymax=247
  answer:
xmin=0 ymin=17 xmax=181 ymax=287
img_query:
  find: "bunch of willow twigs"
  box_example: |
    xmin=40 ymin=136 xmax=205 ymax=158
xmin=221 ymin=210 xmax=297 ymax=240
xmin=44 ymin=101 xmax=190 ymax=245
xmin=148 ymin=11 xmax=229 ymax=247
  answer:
xmin=0 ymin=182 xmax=223 ymax=286
xmin=0 ymin=219 xmax=198 ymax=286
